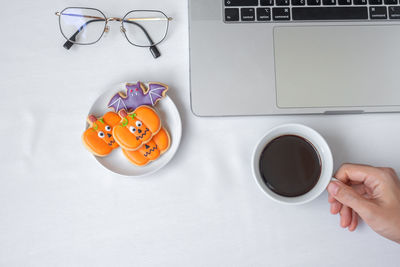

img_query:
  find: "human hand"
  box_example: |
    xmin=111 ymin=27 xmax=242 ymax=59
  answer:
xmin=327 ymin=164 xmax=400 ymax=243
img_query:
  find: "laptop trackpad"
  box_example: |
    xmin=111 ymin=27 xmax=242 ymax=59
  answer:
xmin=274 ymin=25 xmax=400 ymax=108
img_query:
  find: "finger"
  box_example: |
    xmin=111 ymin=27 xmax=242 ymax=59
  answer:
xmin=328 ymin=193 xmax=336 ymax=203
xmin=362 ymin=193 xmax=373 ymax=200
xmin=351 ymin=184 xmax=375 ymax=199
xmin=327 ymin=181 xmax=374 ymax=219
xmin=340 ymin=205 xmax=352 ymax=228
xmin=351 ymin=184 xmax=367 ymax=196
xmin=331 ymin=201 xmax=342 ymax=214
xmin=334 ymin=163 xmax=384 ymax=184
xmin=329 ymin=193 xmax=343 ymax=214
xmin=348 ymin=210 xmax=358 ymax=232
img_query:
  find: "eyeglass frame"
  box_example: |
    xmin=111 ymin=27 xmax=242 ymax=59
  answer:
xmin=55 ymin=7 xmax=173 ymax=58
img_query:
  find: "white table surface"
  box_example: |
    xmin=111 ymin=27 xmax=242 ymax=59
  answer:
xmin=1 ymin=0 xmax=399 ymax=266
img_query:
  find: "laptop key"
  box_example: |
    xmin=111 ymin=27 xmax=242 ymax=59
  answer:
xmin=276 ymin=0 xmax=290 ymax=5
xmin=369 ymin=0 xmax=383 ymax=4
xmin=353 ymin=0 xmax=367 ymax=4
xmin=260 ymin=0 xmax=275 ymax=5
xmin=292 ymin=7 xmax=368 ymax=20
xmin=225 ymin=8 xmax=240 ymax=21
xmin=338 ymin=0 xmax=352 ymax=5
xmin=241 ymin=8 xmax=256 ymax=21
xmin=307 ymin=0 xmax=322 ymax=5
xmin=292 ymin=0 xmax=306 ymax=5
xmin=370 ymin=6 xmax=387 ymax=19
xmin=272 ymin=8 xmax=291 ymax=20
xmin=224 ymin=0 xmax=258 ymax=6
xmin=389 ymin=6 xmax=400 ymax=19
xmin=385 ymin=0 xmax=397 ymax=4
xmin=257 ymin=8 xmax=271 ymax=21
xmin=323 ymin=0 xmax=337 ymax=5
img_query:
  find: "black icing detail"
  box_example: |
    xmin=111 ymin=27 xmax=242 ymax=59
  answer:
xmin=144 ymin=145 xmax=158 ymax=157
xmin=107 ymin=133 xmax=112 ymax=138
xmin=107 ymin=140 xmax=115 ymax=146
xmin=136 ymin=128 xmax=149 ymax=140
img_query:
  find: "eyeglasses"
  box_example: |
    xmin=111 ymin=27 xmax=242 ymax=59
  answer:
xmin=55 ymin=7 xmax=173 ymax=59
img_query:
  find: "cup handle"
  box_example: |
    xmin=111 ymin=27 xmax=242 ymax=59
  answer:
xmin=331 ymin=177 xmax=339 ymax=182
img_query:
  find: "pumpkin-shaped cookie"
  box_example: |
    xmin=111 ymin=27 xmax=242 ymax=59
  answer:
xmin=82 ymin=112 xmax=121 ymax=157
xmin=122 ymin=127 xmax=170 ymax=166
xmin=113 ymin=106 xmax=161 ymax=151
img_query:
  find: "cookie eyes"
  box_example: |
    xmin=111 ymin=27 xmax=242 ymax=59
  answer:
xmin=128 ymin=121 xmax=142 ymax=133
xmin=98 ymin=131 xmax=105 ymax=138
xmin=105 ymin=125 xmax=111 ymax=132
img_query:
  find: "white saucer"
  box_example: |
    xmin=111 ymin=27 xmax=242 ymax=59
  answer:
xmin=86 ymin=83 xmax=182 ymax=176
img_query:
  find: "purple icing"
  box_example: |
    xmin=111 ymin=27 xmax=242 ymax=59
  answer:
xmin=108 ymin=82 xmax=168 ymax=112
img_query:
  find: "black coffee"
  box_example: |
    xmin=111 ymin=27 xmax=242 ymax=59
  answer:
xmin=259 ymin=135 xmax=321 ymax=197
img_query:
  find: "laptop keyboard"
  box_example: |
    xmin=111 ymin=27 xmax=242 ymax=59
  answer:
xmin=224 ymin=0 xmax=400 ymax=21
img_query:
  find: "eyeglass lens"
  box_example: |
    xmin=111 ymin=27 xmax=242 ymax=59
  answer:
xmin=122 ymin=11 xmax=169 ymax=47
xmin=60 ymin=8 xmax=106 ymax=45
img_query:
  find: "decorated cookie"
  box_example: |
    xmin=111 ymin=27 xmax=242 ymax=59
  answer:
xmin=108 ymin=82 xmax=168 ymax=112
xmin=122 ymin=128 xmax=170 ymax=166
xmin=113 ymin=106 xmax=161 ymax=151
xmin=82 ymin=112 xmax=121 ymax=157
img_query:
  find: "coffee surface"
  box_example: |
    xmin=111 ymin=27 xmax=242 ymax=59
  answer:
xmin=259 ymin=135 xmax=321 ymax=197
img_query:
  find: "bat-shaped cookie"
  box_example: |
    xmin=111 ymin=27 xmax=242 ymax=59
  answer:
xmin=108 ymin=82 xmax=168 ymax=113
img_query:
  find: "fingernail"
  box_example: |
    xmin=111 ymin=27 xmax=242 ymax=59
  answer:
xmin=327 ymin=182 xmax=340 ymax=196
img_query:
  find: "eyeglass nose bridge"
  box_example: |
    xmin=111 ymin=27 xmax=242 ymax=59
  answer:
xmin=104 ymin=17 xmax=123 ymax=33
xmin=107 ymin=17 xmax=122 ymax=22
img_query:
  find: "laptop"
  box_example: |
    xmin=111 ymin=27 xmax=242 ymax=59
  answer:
xmin=189 ymin=0 xmax=400 ymax=116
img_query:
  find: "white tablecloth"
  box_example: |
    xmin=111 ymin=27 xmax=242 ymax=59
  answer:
xmin=1 ymin=0 xmax=399 ymax=266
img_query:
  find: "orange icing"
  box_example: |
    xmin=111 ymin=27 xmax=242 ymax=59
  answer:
xmin=122 ymin=128 xmax=170 ymax=166
xmin=82 ymin=112 xmax=121 ymax=157
xmin=113 ymin=106 xmax=161 ymax=151
xmin=152 ymin=127 xmax=170 ymax=152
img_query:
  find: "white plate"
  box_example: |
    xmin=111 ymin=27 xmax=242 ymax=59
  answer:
xmin=86 ymin=83 xmax=182 ymax=176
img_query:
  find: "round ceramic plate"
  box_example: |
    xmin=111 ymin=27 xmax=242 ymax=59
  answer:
xmin=86 ymin=83 xmax=182 ymax=176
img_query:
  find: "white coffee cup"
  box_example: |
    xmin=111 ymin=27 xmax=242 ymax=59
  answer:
xmin=252 ymin=124 xmax=333 ymax=205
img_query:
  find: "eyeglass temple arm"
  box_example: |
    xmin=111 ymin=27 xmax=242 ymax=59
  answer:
xmin=122 ymin=20 xmax=160 ymax=59
xmin=63 ymin=19 xmax=106 ymax=49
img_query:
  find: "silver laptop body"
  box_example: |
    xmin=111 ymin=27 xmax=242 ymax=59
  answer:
xmin=189 ymin=0 xmax=400 ymax=116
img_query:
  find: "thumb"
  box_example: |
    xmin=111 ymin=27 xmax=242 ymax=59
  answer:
xmin=327 ymin=181 xmax=373 ymax=218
